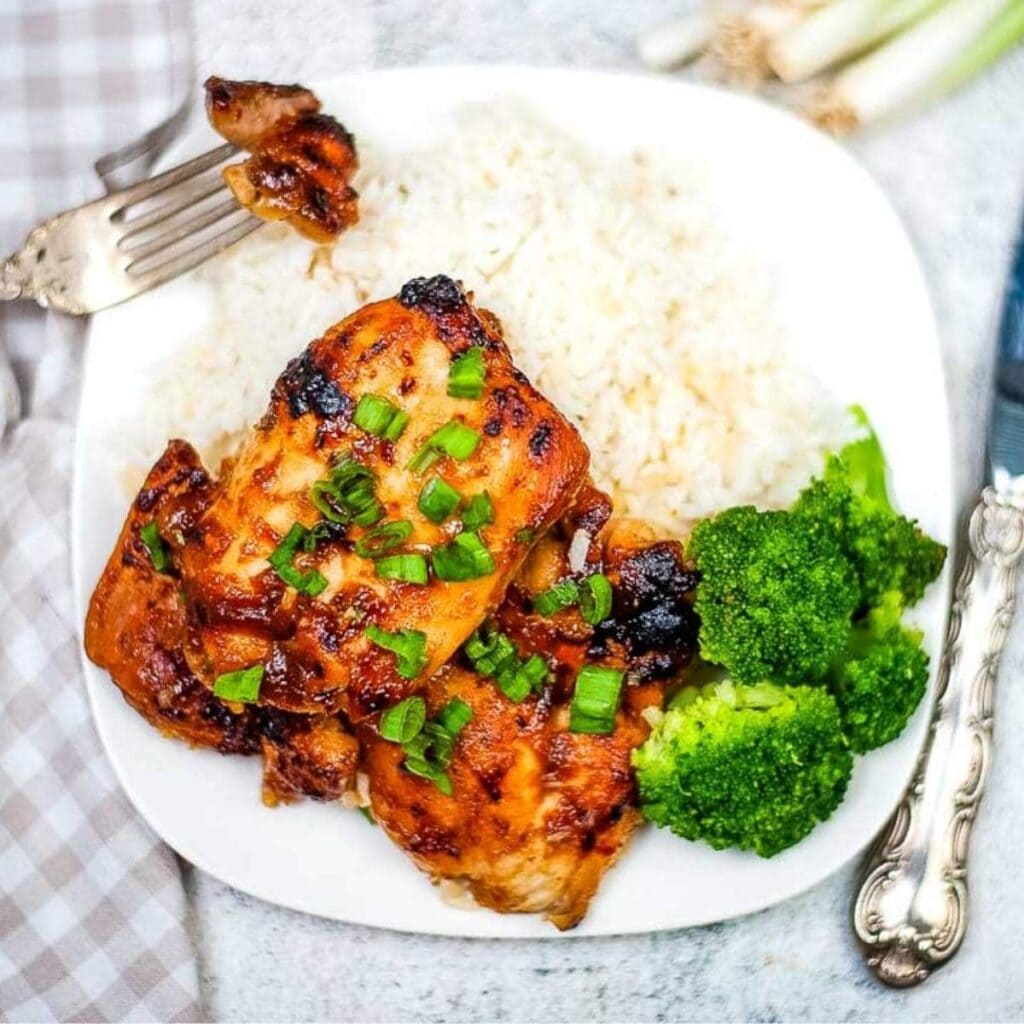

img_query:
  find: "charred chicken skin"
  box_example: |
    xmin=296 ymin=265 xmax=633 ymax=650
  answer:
xmin=362 ymin=495 xmax=699 ymax=929
xmin=204 ymin=76 xmax=360 ymax=242
xmin=84 ymin=440 xmax=358 ymax=805
xmin=178 ymin=275 xmax=589 ymax=720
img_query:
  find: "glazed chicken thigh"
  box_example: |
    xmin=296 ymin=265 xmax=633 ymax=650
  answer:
xmin=361 ymin=492 xmax=699 ymax=929
xmin=84 ymin=441 xmax=359 ymax=805
xmin=178 ymin=275 xmax=589 ymax=720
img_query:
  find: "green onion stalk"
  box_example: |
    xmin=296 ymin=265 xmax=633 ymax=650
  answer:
xmin=813 ymin=0 xmax=1024 ymax=133
xmin=768 ymin=0 xmax=948 ymax=82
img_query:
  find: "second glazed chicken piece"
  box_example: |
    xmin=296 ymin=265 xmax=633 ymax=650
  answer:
xmin=362 ymin=492 xmax=700 ymax=929
xmin=180 ymin=275 xmax=590 ymax=720
xmin=205 ymin=76 xmax=360 ymax=242
xmin=84 ymin=440 xmax=360 ymax=806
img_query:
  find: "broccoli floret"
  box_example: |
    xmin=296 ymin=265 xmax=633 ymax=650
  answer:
xmin=829 ymin=591 xmax=929 ymax=753
xmin=687 ymin=506 xmax=859 ymax=685
xmin=633 ymin=681 xmax=852 ymax=857
xmin=795 ymin=409 xmax=946 ymax=610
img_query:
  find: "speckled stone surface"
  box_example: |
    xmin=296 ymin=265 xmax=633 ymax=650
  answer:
xmin=188 ymin=2 xmax=1024 ymax=1019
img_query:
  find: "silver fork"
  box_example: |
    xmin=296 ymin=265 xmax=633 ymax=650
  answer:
xmin=0 ymin=142 xmax=261 ymax=316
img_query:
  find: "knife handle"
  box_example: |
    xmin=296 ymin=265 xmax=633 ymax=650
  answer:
xmin=852 ymin=488 xmax=1024 ymax=987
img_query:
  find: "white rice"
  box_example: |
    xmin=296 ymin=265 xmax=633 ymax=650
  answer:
xmin=145 ymin=102 xmax=851 ymax=533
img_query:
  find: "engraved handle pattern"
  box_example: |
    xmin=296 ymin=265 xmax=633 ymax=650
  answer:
xmin=1 ymin=216 xmax=92 ymax=315
xmin=853 ymin=488 xmax=1024 ymax=987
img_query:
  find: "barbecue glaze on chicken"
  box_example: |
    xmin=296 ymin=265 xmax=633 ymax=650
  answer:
xmin=84 ymin=440 xmax=359 ymax=805
xmin=205 ymin=76 xmax=360 ymax=242
xmin=178 ymin=276 xmax=589 ymax=720
xmin=361 ymin=497 xmax=699 ymax=929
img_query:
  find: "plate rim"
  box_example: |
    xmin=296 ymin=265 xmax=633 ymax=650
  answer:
xmin=71 ymin=63 xmax=955 ymax=938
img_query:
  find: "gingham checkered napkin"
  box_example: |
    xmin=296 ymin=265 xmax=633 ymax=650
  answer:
xmin=0 ymin=3 xmax=203 ymax=1020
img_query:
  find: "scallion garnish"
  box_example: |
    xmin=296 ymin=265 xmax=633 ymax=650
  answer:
xmin=431 ymin=531 xmax=496 ymax=582
xmin=397 ymin=697 xmax=473 ymax=796
xmin=139 ymin=521 xmax=172 ymax=573
xmin=310 ymin=454 xmax=383 ymax=528
xmin=515 ymin=527 xmax=536 ymax=544
xmin=533 ymin=579 xmax=580 ymax=617
xmin=213 ymin=664 xmax=264 ymax=703
xmin=464 ymin=626 xmax=519 ymax=677
xmin=568 ymin=665 xmax=625 ymax=735
xmin=418 ymin=476 xmax=462 ymax=524
xmin=302 ymin=519 xmax=345 ymax=553
xmin=353 ymin=520 xmax=412 ymax=558
xmin=268 ymin=523 xmax=329 ymax=596
xmin=406 ymin=420 xmax=481 ymax=474
xmin=375 ymin=552 xmax=429 ymax=585
xmin=447 ymin=346 xmax=486 ymax=399
xmin=353 ymin=394 xmax=409 ymax=441
xmin=461 ymin=491 xmax=494 ymax=530
xmin=436 ymin=696 xmax=473 ymax=735
xmin=579 ymin=573 xmax=613 ymax=625
xmin=380 ymin=696 xmax=427 ymax=744
xmin=464 ymin=625 xmax=549 ymax=703
xmin=365 ymin=624 xmax=428 ymax=679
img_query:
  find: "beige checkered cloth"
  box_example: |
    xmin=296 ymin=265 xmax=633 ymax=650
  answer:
xmin=0 ymin=3 xmax=203 ymax=1021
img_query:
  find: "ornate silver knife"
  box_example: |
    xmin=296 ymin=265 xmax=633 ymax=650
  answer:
xmin=853 ymin=217 xmax=1024 ymax=986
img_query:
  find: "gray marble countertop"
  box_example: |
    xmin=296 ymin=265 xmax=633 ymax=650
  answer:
xmin=189 ymin=2 xmax=1024 ymax=1020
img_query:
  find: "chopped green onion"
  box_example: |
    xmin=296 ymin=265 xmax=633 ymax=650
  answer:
xmin=302 ymin=520 xmax=344 ymax=553
xmin=447 ymin=346 xmax=486 ymax=399
xmin=569 ymin=665 xmax=625 ymax=735
xmin=353 ymin=394 xmax=406 ymax=438
xmin=432 ymin=531 xmax=496 ymax=582
xmin=365 ymin=624 xmax=428 ymax=679
xmin=436 ymin=697 xmax=473 ymax=735
xmin=268 ymin=523 xmax=306 ymax=570
xmin=354 ymin=520 xmax=412 ymax=558
xmin=461 ymin=491 xmax=494 ymax=530
xmin=464 ymin=626 xmax=548 ymax=704
xmin=497 ymin=653 xmax=549 ymax=703
xmin=375 ymin=553 xmax=429 ymax=585
xmin=380 ymin=696 xmax=427 ymax=744
xmin=515 ymin=527 xmax=536 ymax=544
xmin=403 ymin=756 xmax=453 ymax=795
xmin=383 ymin=409 xmax=410 ymax=442
xmin=406 ymin=420 xmax=481 ymax=473
xmin=139 ymin=521 xmax=172 ymax=573
xmin=213 ymin=664 xmax=264 ymax=703
xmin=405 ymin=445 xmax=442 ymax=475
xmin=279 ymin=564 xmax=328 ymax=596
xmin=516 ymin=654 xmax=550 ymax=692
xmin=310 ymin=454 xmax=383 ymax=527
xmin=418 ymin=476 xmax=462 ymax=524
xmin=464 ymin=626 xmax=519 ymax=677
xmin=268 ymin=523 xmax=328 ymax=596
xmin=579 ymin=573 xmax=613 ymax=625
xmin=398 ymin=698 xmax=473 ymax=795
xmin=533 ymin=579 xmax=580 ymax=617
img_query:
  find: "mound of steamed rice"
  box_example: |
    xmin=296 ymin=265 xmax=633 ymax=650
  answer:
xmin=144 ymin=102 xmax=850 ymax=533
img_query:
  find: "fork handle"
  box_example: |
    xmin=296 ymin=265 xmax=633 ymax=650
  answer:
xmin=853 ymin=488 xmax=1024 ymax=986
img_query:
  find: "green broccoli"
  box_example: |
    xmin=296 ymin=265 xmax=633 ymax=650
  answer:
xmin=829 ymin=591 xmax=930 ymax=753
xmin=633 ymin=681 xmax=852 ymax=857
xmin=795 ymin=409 xmax=946 ymax=610
xmin=687 ymin=506 xmax=859 ymax=685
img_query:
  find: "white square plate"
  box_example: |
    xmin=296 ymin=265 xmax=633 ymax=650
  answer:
xmin=72 ymin=66 xmax=952 ymax=937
